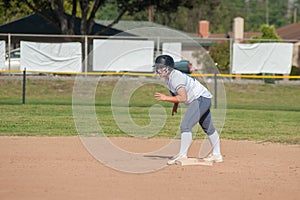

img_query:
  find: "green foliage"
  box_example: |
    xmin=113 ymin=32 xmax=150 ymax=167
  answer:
xmin=209 ymin=41 xmax=230 ymax=72
xmin=291 ymin=66 xmax=300 ymax=76
xmin=294 ymin=0 xmax=300 ymax=23
xmin=251 ymin=24 xmax=281 ymax=42
xmin=95 ymin=0 xmax=119 ymax=20
xmin=113 ymin=0 xmax=295 ymax=33
xmin=0 ymin=0 xmax=32 ymax=24
xmin=1 ymin=0 xmax=299 ymax=34
xmin=123 ymin=0 xmax=222 ymax=33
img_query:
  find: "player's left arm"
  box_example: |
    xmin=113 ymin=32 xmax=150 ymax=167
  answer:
xmin=155 ymin=87 xmax=187 ymax=104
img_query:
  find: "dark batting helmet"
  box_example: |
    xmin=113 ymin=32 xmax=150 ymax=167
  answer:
xmin=153 ymin=55 xmax=175 ymax=68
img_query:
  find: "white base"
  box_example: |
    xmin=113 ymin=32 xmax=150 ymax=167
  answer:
xmin=175 ymin=158 xmax=213 ymax=166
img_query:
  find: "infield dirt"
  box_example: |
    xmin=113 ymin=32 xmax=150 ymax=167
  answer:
xmin=0 ymin=136 xmax=299 ymax=200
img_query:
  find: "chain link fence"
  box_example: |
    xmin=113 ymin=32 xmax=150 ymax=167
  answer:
xmin=0 ymin=33 xmax=299 ymax=80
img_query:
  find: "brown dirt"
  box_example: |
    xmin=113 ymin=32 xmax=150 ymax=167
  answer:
xmin=0 ymin=136 xmax=299 ymax=200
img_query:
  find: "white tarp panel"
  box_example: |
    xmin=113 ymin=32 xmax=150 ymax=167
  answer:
xmin=0 ymin=41 xmax=5 ymax=70
xmin=162 ymin=43 xmax=182 ymax=62
xmin=93 ymin=39 xmax=154 ymax=72
xmin=20 ymin=41 xmax=82 ymax=72
xmin=232 ymin=43 xmax=293 ymax=74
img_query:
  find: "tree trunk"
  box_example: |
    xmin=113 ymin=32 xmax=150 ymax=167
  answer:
xmin=87 ymin=0 xmax=102 ymax=35
xmin=80 ymin=0 xmax=89 ymax=35
xmin=68 ymin=0 xmax=77 ymax=34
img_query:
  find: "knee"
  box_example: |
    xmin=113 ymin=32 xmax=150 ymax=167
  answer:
xmin=203 ymin=125 xmax=215 ymax=136
xmin=180 ymin=124 xmax=192 ymax=133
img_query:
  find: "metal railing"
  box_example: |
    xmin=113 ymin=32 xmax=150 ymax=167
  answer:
xmin=0 ymin=33 xmax=299 ymax=76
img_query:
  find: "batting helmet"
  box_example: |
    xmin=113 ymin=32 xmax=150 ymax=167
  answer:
xmin=153 ymin=55 xmax=175 ymax=68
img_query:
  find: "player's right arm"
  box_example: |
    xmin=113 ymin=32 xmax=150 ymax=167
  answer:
xmin=154 ymin=87 xmax=187 ymax=104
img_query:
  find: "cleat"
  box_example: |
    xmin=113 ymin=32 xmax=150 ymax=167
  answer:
xmin=167 ymin=154 xmax=187 ymax=165
xmin=203 ymin=154 xmax=223 ymax=163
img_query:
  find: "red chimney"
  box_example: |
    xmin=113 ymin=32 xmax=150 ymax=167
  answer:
xmin=198 ymin=20 xmax=209 ymax=38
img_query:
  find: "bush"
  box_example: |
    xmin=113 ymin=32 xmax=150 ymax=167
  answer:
xmin=209 ymin=41 xmax=230 ymax=72
xmin=291 ymin=66 xmax=300 ymax=75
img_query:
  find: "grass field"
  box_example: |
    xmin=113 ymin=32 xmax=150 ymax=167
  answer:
xmin=0 ymin=76 xmax=299 ymax=144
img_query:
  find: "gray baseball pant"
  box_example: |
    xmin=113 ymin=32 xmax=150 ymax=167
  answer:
xmin=180 ymin=96 xmax=215 ymax=136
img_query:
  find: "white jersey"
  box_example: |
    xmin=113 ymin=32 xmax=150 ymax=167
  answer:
xmin=165 ymin=70 xmax=212 ymax=104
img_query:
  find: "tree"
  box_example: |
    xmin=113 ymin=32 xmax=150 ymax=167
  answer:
xmin=130 ymin=0 xmax=222 ymax=33
xmin=95 ymin=0 xmax=118 ymax=21
xmin=120 ymin=0 xmax=294 ymax=34
xmin=209 ymin=41 xmax=230 ymax=72
xmin=292 ymin=0 xmax=300 ymax=23
xmin=20 ymin=0 xmax=194 ymax=35
xmin=22 ymin=0 xmax=103 ymax=35
xmin=251 ymin=24 xmax=281 ymax=42
xmin=0 ymin=0 xmax=32 ymax=25
xmin=1 ymin=0 xmax=297 ymax=35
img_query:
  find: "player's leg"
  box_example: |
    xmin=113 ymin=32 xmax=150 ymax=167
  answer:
xmin=179 ymin=99 xmax=204 ymax=155
xmin=167 ymin=100 xmax=200 ymax=164
xmin=199 ymin=111 xmax=222 ymax=157
xmin=198 ymin=98 xmax=223 ymax=162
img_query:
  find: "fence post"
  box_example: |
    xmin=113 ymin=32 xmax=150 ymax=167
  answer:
xmin=214 ymin=63 xmax=218 ymax=109
xmin=229 ymin=38 xmax=233 ymax=79
xmin=84 ymin=35 xmax=88 ymax=76
xmin=8 ymin=34 xmax=11 ymax=75
xmin=155 ymin=37 xmax=160 ymax=57
xmin=22 ymin=68 xmax=26 ymax=104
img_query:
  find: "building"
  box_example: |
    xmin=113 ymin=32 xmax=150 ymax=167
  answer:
xmin=0 ymin=13 xmax=125 ymax=36
xmin=276 ymin=22 xmax=300 ymax=67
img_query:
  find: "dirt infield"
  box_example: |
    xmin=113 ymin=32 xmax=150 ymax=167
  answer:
xmin=0 ymin=136 xmax=299 ymax=200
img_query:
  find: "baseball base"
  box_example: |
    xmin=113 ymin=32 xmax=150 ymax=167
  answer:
xmin=175 ymin=158 xmax=213 ymax=166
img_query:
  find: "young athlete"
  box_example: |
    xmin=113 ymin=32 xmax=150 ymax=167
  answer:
xmin=153 ymin=55 xmax=223 ymax=165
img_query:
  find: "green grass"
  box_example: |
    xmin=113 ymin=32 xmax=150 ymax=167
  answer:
xmin=0 ymin=104 xmax=75 ymax=136
xmin=0 ymin=77 xmax=299 ymax=144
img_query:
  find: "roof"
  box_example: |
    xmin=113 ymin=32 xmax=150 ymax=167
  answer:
xmin=206 ymin=32 xmax=262 ymax=39
xmin=0 ymin=14 xmax=128 ymax=36
xmin=276 ymin=22 xmax=300 ymax=40
xmin=97 ymin=20 xmax=166 ymax=31
xmin=97 ymin=20 xmax=213 ymax=47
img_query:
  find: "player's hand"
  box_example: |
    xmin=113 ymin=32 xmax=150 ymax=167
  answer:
xmin=155 ymin=92 xmax=167 ymax=101
xmin=172 ymin=103 xmax=178 ymax=116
